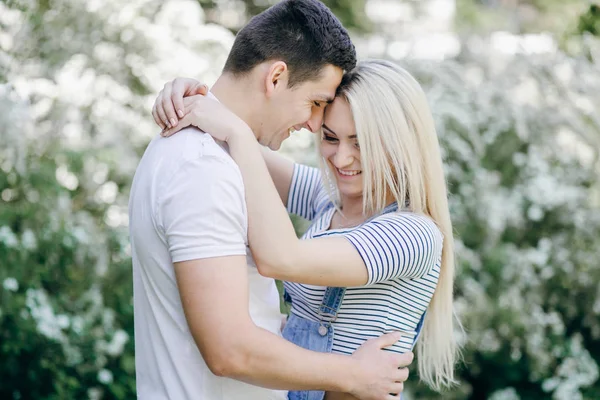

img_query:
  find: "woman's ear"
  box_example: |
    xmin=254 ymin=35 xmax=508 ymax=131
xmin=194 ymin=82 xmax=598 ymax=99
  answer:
xmin=264 ymin=61 xmax=289 ymax=98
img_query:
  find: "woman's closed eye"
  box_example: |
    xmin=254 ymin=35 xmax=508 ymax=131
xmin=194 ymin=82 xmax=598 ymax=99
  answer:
xmin=322 ymin=133 xmax=338 ymax=143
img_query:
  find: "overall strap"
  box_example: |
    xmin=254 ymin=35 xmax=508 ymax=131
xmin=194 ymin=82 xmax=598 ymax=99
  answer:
xmin=413 ymin=311 xmax=427 ymax=345
xmin=318 ymin=286 xmax=346 ymax=323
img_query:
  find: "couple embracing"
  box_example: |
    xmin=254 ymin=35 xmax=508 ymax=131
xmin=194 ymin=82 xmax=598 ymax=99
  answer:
xmin=129 ymin=0 xmax=459 ymax=399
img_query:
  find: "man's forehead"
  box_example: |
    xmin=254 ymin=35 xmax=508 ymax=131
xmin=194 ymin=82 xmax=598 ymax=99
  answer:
xmin=309 ymin=65 xmax=342 ymax=102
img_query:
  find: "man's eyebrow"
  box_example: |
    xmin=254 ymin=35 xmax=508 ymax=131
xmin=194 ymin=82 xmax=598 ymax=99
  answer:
xmin=315 ymin=95 xmax=335 ymax=104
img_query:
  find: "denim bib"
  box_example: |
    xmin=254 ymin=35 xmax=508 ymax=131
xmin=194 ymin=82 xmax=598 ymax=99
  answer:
xmin=282 ymin=286 xmax=426 ymax=400
xmin=283 ymin=285 xmax=345 ymax=400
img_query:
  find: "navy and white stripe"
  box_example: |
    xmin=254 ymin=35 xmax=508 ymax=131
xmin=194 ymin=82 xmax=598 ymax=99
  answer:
xmin=286 ymin=164 xmax=331 ymax=221
xmin=285 ymin=164 xmax=443 ymax=355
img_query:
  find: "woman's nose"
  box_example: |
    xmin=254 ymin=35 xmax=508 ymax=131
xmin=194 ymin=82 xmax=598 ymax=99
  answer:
xmin=333 ymin=144 xmax=354 ymax=167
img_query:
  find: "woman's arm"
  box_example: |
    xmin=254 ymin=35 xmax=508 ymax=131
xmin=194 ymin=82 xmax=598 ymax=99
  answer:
xmin=260 ymin=147 xmax=294 ymax=205
xmin=163 ymin=95 xmax=442 ymax=287
xmin=215 ymin=119 xmax=442 ymax=288
xmin=227 ymin=131 xmax=371 ymax=287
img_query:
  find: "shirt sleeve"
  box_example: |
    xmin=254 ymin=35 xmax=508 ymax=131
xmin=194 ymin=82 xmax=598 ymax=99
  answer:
xmin=158 ymin=156 xmax=248 ymax=263
xmin=286 ymin=163 xmax=328 ymax=221
xmin=343 ymin=213 xmax=444 ymax=285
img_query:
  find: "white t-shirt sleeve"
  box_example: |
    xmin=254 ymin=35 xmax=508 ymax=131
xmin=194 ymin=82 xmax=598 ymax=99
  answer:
xmin=343 ymin=213 xmax=444 ymax=285
xmin=158 ymin=156 xmax=248 ymax=263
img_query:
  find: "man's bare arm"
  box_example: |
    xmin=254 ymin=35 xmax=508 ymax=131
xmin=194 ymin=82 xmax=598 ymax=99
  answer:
xmin=175 ymin=255 xmax=411 ymax=399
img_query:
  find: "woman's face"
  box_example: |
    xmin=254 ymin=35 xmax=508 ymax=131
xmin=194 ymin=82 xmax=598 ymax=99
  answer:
xmin=320 ymin=97 xmax=363 ymax=201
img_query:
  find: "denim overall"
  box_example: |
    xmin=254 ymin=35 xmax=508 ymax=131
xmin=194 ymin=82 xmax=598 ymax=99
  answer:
xmin=282 ymin=286 xmax=346 ymax=400
xmin=283 ymin=285 xmax=425 ymax=400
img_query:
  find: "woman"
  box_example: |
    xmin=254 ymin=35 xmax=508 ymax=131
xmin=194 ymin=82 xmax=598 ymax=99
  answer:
xmin=156 ymin=60 xmax=459 ymax=398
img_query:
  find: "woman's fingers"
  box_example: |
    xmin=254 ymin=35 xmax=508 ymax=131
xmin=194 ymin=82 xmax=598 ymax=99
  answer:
xmin=155 ymin=97 xmax=171 ymax=130
xmin=151 ymin=78 xmax=209 ymax=131
xmin=152 ymin=96 xmax=166 ymax=131
xmin=161 ymin=98 xmax=207 ymax=137
xmin=161 ymin=112 xmax=193 ymax=137
xmin=172 ymin=78 xmax=209 ymax=119
xmin=161 ymin=81 xmax=178 ymax=128
xmin=171 ymin=78 xmax=188 ymax=119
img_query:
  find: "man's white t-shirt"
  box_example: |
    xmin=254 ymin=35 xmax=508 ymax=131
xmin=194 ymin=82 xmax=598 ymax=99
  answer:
xmin=129 ymin=123 xmax=286 ymax=399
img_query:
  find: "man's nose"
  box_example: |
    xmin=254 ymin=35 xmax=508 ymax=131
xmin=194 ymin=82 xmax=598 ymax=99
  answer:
xmin=305 ymin=108 xmax=325 ymax=133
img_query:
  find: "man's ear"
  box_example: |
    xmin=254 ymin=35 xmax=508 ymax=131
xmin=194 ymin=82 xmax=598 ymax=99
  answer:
xmin=264 ymin=61 xmax=289 ymax=98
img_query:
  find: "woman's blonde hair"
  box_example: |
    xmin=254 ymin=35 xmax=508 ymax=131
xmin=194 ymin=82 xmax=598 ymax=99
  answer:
xmin=321 ymin=59 xmax=460 ymax=390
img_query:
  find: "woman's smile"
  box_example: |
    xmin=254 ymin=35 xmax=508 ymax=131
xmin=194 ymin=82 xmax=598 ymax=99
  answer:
xmin=335 ymin=167 xmax=362 ymax=178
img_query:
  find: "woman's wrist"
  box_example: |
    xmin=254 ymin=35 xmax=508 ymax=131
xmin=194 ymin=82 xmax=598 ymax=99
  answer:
xmin=227 ymin=123 xmax=256 ymax=146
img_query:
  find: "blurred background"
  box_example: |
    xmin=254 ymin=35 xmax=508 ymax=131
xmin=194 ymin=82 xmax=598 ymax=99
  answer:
xmin=1 ymin=0 xmax=600 ymax=399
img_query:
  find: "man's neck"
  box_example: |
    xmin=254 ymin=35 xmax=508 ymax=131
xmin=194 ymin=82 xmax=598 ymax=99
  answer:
xmin=210 ymin=74 xmax=261 ymax=139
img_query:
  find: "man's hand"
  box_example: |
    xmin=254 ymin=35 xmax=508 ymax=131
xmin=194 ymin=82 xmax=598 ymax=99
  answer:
xmin=349 ymin=333 xmax=413 ymax=400
xmin=152 ymin=78 xmax=207 ymax=131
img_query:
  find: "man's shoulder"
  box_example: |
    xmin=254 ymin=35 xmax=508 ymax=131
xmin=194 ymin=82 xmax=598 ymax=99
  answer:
xmin=152 ymin=127 xmax=232 ymax=161
xmin=147 ymin=128 xmax=240 ymax=178
xmin=134 ymin=128 xmax=244 ymax=201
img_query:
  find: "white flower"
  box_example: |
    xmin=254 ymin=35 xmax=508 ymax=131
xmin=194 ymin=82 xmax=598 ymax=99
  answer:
xmin=3 ymin=277 xmax=19 ymax=292
xmin=489 ymin=387 xmax=520 ymax=400
xmin=527 ymin=205 xmax=544 ymax=222
xmin=64 ymin=344 xmax=83 ymax=366
xmin=88 ymin=387 xmax=103 ymax=400
xmin=56 ymin=314 xmax=70 ymax=329
xmin=0 ymin=226 xmax=18 ymax=248
xmin=105 ymin=329 xmax=129 ymax=357
xmin=97 ymin=369 xmax=113 ymax=385
xmin=21 ymin=229 xmax=37 ymax=250
xmin=71 ymin=315 xmax=85 ymax=335
xmin=25 ymin=288 xmax=65 ymax=341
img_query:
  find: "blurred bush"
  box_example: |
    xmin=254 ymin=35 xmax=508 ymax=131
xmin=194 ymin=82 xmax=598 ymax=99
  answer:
xmin=0 ymin=86 xmax=136 ymax=399
xmin=406 ymin=44 xmax=600 ymax=399
xmin=1 ymin=0 xmax=231 ymax=398
xmin=1 ymin=0 xmax=600 ymax=399
xmin=196 ymin=0 xmax=371 ymax=33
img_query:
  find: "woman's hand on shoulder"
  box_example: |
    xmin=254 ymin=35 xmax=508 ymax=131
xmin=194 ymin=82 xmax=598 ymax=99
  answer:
xmin=162 ymin=95 xmax=253 ymax=143
xmin=152 ymin=77 xmax=208 ymax=131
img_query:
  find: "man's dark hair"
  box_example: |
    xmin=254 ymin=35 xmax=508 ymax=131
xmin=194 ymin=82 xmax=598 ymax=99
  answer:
xmin=223 ymin=0 xmax=356 ymax=87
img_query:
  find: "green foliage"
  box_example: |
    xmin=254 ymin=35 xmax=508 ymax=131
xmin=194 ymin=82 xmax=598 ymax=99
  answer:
xmin=577 ymin=4 xmax=600 ymax=36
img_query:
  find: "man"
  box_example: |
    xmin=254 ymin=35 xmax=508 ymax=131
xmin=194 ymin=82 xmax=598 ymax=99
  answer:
xmin=130 ymin=1 xmax=412 ymax=399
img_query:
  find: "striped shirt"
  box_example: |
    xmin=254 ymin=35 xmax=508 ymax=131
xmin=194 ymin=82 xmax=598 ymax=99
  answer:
xmin=285 ymin=164 xmax=443 ymax=354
